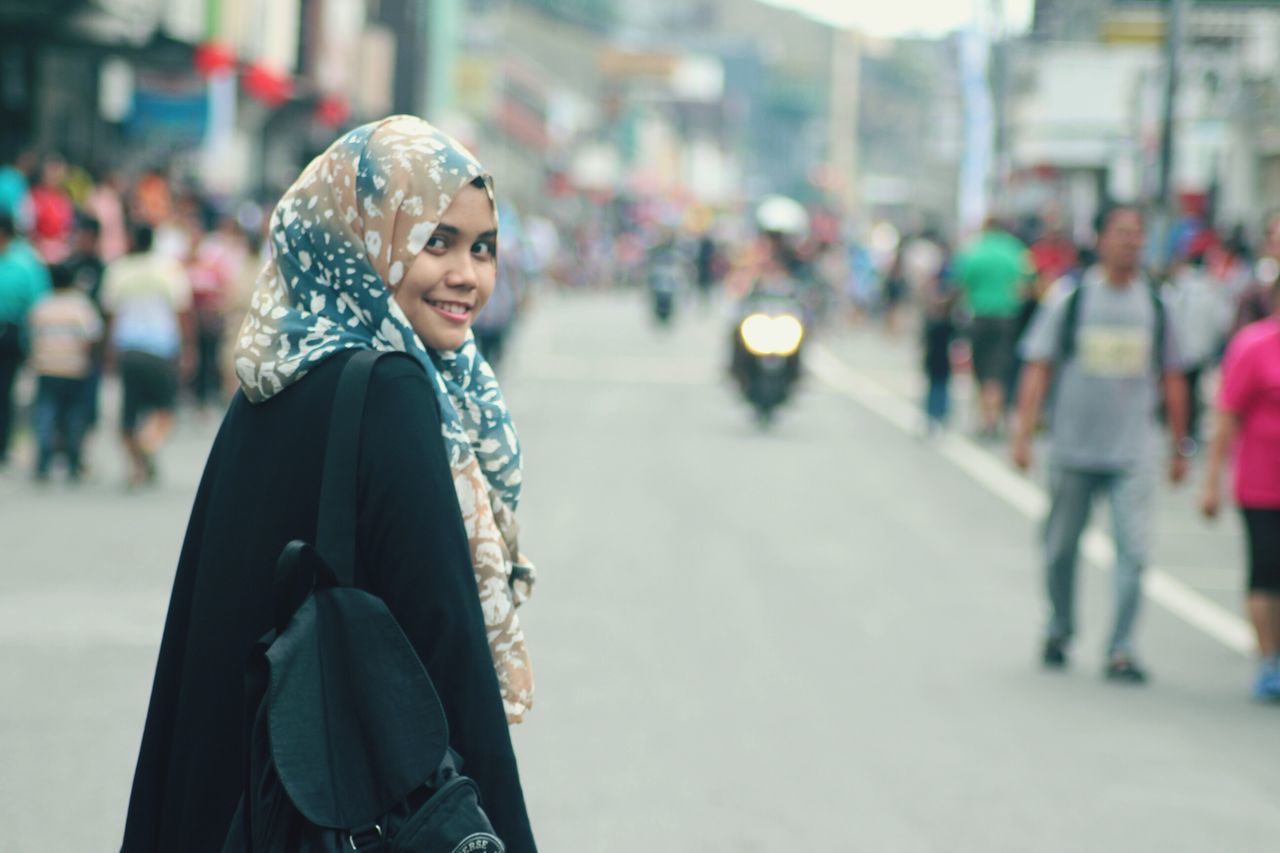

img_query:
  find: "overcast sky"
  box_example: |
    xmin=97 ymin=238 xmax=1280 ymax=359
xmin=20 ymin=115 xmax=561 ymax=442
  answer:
xmin=759 ymin=0 xmax=1035 ymax=37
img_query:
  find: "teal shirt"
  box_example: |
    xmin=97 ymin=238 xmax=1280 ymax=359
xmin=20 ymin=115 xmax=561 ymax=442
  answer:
xmin=955 ymin=230 xmax=1031 ymax=319
xmin=0 ymin=239 xmax=51 ymax=325
xmin=0 ymin=166 xmax=28 ymax=223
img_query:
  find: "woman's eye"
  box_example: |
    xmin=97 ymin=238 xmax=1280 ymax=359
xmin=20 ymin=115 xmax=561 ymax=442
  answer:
xmin=426 ymin=235 xmax=448 ymax=252
xmin=473 ymin=240 xmax=496 ymax=259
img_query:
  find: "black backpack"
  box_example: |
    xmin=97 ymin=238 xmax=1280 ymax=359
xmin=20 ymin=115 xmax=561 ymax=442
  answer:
xmin=1056 ymin=273 xmax=1167 ymax=375
xmin=220 ymin=349 xmax=505 ymax=853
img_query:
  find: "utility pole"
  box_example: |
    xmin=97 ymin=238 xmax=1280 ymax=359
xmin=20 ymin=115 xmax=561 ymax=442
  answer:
xmin=1155 ymin=0 xmax=1188 ymax=266
xmin=424 ymin=0 xmax=461 ymax=120
xmin=827 ymin=29 xmax=861 ymax=218
xmin=989 ymin=0 xmax=1010 ymax=215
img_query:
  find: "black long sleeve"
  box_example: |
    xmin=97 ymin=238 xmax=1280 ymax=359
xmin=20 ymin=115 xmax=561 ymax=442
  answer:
xmin=357 ymin=357 xmax=536 ymax=852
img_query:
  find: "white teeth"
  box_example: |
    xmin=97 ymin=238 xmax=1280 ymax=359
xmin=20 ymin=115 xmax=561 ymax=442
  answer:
xmin=428 ymin=300 xmax=470 ymax=313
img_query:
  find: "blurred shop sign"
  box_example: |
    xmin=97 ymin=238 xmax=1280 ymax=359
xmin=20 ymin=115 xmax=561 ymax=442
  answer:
xmin=99 ymin=57 xmax=134 ymax=123
xmin=499 ymin=66 xmax=549 ymax=150
xmin=598 ymin=49 xmax=676 ymax=81
xmin=569 ymin=143 xmax=620 ymax=190
xmin=456 ymin=56 xmax=497 ymax=117
xmin=357 ymin=26 xmax=396 ymax=118
xmin=126 ymin=71 xmax=208 ymax=144
xmin=68 ymin=0 xmax=161 ymax=46
xmin=670 ymin=56 xmax=724 ymax=103
xmin=163 ymin=0 xmax=205 ymax=43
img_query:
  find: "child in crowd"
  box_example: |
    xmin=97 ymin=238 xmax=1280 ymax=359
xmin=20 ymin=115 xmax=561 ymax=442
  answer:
xmin=922 ymin=268 xmax=957 ymax=434
xmin=28 ymin=263 xmax=102 ymax=481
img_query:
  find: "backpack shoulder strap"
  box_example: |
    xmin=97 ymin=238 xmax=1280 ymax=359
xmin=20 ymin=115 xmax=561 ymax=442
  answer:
xmin=316 ymin=348 xmax=391 ymax=588
xmin=1057 ymin=273 xmax=1085 ymax=364
xmin=1148 ymin=280 xmax=1167 ymax=375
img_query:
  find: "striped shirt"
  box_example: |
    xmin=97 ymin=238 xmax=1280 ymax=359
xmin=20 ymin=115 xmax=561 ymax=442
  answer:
xmin=29 ymin=290 xmax=102 ymax=378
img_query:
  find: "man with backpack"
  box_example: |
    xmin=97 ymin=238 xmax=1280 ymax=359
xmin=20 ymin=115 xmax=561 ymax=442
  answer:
xmin=1011 ymin=203 xmax=1190 ymax=683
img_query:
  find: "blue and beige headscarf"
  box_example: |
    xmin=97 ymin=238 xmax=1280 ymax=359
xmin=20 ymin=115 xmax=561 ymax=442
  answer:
xmin=234 ymin=115 xmax=535 ymax=722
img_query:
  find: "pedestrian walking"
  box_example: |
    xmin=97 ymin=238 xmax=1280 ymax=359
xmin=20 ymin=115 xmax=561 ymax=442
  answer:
xmin=1200 ymin=280 xmax=1280 ymax=700
xmin=122 ymin=116 xmax=537 ymax=852
xmin=1167 ymin=251 xmax=1233 ymax=447
xmin=85 ymin=170 xmax=129 ymax=262
xmin=473 ymin=246 xmax=521 ymax=370
xmin=880 ymin=247 xmax=909 ymax=336
xmin=100 ymin=224 xmax=193 ymax=487
xmin=28 ymin=156 xmax=74 ymax=263
xmin=1233 ymin=214 xmax=1280 ymax=334
xmin=0 ymin=149 xmax=34 ymax=229
xmin=26 ymin=263 xmax=101 ymax=481
xmin=1012 ymin=203 xmax=1190 ymax=683
xmin=0 ymin=212 xmax=50 ymax=467
xmin=954 ymin=217 xmax=1033 ymax=438
xmin=63 ymin=217 xmax=107 ymax=438
xmin=696 ymin=230 xmax=719 ymax=304
xmin=187 ymin=216 xmax=246 ymax=410
xmin=921 ymin=278 xmax=956 ymax=434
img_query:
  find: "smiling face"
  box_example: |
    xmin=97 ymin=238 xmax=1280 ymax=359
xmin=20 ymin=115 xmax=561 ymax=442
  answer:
xmin=392 ymin=182 xmax=498 ymax=351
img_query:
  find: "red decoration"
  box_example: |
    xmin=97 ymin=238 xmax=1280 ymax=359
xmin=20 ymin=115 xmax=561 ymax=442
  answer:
xmin=314 ymin=95 xmax=350 ymax=128
xmin=243 ymin=63 xmax=294 ymax=107
xmin=194 ymin=42 xmax=237 ymax=78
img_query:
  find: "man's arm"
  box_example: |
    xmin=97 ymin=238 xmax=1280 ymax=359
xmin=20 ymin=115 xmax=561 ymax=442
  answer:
xmin=1012 ymin=360 xmax=1052 ymax=471
xmin=1163 ymin=369 xmax=1191 ymax=484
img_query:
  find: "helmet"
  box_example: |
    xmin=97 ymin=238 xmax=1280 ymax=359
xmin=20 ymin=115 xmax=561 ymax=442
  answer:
xmin=755 ymin=195 xmax=809 ymax=237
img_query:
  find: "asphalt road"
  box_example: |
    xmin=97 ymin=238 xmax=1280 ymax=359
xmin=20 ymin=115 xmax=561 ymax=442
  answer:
xmin=2 ymin=289 xmax=1277 ymax=852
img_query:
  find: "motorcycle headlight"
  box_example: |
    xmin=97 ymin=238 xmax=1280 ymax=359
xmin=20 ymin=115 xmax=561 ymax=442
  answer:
xmin=739 ymin=312 xmax=804 ymax=356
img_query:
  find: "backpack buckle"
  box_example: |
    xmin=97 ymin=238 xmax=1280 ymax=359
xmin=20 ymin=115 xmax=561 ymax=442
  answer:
xmin=348 ymin=824 xmax=383 ymax=851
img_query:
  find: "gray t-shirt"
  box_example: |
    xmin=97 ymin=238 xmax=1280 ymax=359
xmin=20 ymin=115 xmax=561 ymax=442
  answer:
xmin=1020 ymin=268 xmax=1180 ymax=471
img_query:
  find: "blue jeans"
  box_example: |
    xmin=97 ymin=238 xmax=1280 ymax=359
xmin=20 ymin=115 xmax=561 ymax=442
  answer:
xmin=1043 ymin=464 xmax=1155 ymax=658
xmin=924 ymin=376 xmax=950 ymax=425
xmin=32 ymin=375 xmax=90 ymax=477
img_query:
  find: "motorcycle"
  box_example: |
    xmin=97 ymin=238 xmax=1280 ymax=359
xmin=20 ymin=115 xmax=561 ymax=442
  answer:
xmin=647 ymin=240 xmax=689 ymax=327
xmin=732 ymin=293 xmax=805 ymax=426
xmin=650 ymin=272 xmax=678 ymax=325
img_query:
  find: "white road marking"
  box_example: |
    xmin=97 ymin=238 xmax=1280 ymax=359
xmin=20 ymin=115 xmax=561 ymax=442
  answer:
xmin=809 ymin=344 xmax=1254 ymax=657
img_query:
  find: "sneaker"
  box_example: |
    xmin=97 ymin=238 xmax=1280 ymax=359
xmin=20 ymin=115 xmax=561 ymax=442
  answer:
xmin=1042 ymin=638 xmax=1068 ymax=669
xmin=1104 ymin=656 xmax=1149 ymax=684
xmin=1251 ymin=664 xmax=1280 ymax=702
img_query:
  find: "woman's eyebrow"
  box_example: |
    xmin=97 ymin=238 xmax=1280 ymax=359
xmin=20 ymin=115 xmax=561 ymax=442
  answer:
xmin=433 ymin=225 xmax=496 ymax=240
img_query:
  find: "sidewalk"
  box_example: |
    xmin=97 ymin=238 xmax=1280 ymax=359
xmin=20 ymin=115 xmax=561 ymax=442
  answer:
xmin=817 ymin=319 xmax=1250 ymax=644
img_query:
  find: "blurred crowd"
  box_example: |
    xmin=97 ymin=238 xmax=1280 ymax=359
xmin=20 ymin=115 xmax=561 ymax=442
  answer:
xmin=0 ymin=147 xmax=564 ymax=488
xmin=0 ymin=148 xmax=266 ymax=486
xmin=4 ymin=139 xmax=1274 ymax=491
xmin=900 ymin=207 xmax=1271 ymax=444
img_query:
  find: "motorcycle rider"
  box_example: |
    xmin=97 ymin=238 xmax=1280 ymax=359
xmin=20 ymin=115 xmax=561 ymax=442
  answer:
xmin=729 ymin=197 xmax=810 ymax=398
xmin=646 ymin=226 xmax=687 ymax=324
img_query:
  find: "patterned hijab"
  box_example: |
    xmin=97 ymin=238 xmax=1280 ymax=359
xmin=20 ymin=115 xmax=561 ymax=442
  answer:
xmin=234 ymin=115 xmax=535 ymax=722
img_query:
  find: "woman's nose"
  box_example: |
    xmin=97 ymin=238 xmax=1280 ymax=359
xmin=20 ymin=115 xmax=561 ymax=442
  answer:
xmin=445 ymin=259 xmax=478 ymax=289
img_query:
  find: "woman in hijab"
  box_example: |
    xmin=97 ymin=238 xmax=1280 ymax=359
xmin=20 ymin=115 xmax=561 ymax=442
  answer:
xmin=121 ymin=116 xmax=537 ymax=852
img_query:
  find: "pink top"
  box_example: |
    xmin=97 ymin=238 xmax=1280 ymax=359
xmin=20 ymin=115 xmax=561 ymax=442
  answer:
xmin=1220 ymin=319 xmax=1280 ymax=508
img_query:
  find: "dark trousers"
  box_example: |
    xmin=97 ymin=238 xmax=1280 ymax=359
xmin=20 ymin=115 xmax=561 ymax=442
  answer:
xmin=192 ymin=326 xmax=223 ymax=406
xmin=33 ymin=375 xmax=90 ymax=477
xmin=1185 ymin=363 xmax=1206 ymax=444
xmin=925 ymin=374 xmax=950 ymax=425
xmin=0 ymin=343 xmax=21 ymax=464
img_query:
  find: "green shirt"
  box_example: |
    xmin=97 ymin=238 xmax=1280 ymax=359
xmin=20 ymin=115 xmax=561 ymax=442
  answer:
xmin=0 ymin=239 xmax=51 ymax=325
xmin=955 ymin=230 xmax=1031 ymax=319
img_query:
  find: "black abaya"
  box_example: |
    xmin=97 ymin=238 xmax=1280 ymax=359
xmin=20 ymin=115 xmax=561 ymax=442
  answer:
xmin=121 ymin=350 xmax=536 ymax=852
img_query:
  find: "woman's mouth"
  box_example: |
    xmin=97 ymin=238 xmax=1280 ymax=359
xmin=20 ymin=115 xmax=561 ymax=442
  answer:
xmin=426 ymin=299 xmax=473 ymax=323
